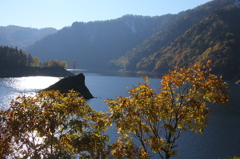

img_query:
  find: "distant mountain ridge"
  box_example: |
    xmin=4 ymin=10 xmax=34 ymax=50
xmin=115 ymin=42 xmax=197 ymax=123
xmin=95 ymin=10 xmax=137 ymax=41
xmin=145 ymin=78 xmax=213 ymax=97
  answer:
xmin=25 ymin=14 xmax=176 ymax=69
xmin=20 ymin=0 xmax=240 ymax=79
xmin=0 ymin=25 xmax=57 ymax=49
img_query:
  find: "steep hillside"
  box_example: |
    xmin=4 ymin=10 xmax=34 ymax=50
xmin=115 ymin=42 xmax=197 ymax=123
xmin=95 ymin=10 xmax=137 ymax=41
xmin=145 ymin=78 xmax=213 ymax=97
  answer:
xmin=115 ymin=0 xmax=235 ymax=71
xmin=0 ymin=25 xmax=57 ymax=49
xmin=25 ymin=14 xmax=176 ymax=69
xmin=152 ymin=6 xmax=240 ymax=78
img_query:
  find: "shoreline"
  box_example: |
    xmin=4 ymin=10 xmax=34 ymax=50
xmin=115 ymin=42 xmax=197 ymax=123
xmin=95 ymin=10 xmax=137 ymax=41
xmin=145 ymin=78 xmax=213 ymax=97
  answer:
xmin=0 ymin=67 xmax=74 ymax=78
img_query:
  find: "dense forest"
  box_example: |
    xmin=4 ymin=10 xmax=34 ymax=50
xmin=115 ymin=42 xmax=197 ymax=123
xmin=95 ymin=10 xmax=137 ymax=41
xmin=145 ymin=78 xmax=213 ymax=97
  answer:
xmin=0 ymin=26 xmax=57 ymax=49
xmin=152 ymin=6 xmax=240 ymax=78
xmin=0 ymin=46 xmax=36 ymax=68
xmin=0 ymin=46 xmax=67 ymax=69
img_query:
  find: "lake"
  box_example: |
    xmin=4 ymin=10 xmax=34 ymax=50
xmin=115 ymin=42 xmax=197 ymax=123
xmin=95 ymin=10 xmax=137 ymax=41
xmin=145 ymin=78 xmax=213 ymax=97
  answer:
xmin=0 ymin=72 xmax=240 ymax=158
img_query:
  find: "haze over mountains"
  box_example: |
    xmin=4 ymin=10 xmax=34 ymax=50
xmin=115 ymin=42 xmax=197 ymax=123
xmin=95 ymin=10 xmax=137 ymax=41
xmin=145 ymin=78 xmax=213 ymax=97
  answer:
xmin=0 ymin=26 xmax=57 ymax=49
xmin=1 ymin=0 xmax=240 ymax=79
xmin=26 ymin=14 xmax=176 ymax=69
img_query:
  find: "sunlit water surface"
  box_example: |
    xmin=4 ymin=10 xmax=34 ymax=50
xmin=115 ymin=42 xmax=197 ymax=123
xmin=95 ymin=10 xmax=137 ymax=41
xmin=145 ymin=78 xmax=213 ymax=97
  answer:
xmin=0 ymin=76 xmax=62 ymax=109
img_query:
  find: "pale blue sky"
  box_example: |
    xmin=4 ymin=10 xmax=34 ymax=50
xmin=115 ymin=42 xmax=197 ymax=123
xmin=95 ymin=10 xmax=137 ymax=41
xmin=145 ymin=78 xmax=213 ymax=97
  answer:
xmin=1 ymin=0 xmax=212 ymax=30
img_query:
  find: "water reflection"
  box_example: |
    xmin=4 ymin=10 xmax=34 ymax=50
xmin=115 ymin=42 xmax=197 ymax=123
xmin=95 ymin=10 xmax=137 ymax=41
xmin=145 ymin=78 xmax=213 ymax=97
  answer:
xmin=0 ymin=76 xmax=61 ymax=110
xmin=1 ymin=76 xmax=62 ymax=91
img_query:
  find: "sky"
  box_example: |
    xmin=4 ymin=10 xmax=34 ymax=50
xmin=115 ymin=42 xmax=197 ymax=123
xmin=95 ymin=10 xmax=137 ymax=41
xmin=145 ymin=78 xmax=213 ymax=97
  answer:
xmin=1 ymin=0 xmax=212 ymax=30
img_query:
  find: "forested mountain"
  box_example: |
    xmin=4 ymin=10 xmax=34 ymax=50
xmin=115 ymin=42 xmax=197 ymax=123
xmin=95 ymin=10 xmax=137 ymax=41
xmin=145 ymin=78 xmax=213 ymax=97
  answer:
xmin=0 ymin=25 xmax=57 ymax=49
xmin=24 ymin=0 xmax=240 ymax=78
xmin=151 ymin=6 xmax=240 ymax=78
xmin=114 ymin=0 xmax=237 ymax=71
xmin=25 ymin=14 xmax=176 ymax=69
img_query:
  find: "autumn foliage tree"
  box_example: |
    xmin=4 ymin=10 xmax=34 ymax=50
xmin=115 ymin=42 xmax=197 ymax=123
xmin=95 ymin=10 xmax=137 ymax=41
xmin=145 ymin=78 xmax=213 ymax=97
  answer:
xmin=0 ymin=90 xmax=110 ymax=158
xmin=106 ymin=61 xmax=229 ymax=159
xmin=41 ymin=59 xmax=68 ymax=68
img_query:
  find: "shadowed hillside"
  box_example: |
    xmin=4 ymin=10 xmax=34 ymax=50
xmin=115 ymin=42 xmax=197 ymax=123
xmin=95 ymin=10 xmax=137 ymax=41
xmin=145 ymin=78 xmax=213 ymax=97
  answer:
xmin=25 ymin=14 xmax=176 ymax=69
xmin=0 ymin=25 xmax=57 ymax=49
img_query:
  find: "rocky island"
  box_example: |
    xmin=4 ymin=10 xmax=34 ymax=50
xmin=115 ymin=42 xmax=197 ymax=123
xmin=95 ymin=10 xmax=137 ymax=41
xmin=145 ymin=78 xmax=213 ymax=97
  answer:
xmin=42 ymin=73 xmax=94 ymax=99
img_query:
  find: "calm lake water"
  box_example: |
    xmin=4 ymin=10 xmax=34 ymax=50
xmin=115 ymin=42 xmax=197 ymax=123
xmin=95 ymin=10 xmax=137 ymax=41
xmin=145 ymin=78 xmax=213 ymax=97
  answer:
xmin=0 ymin=72 xmax=240 ymax=158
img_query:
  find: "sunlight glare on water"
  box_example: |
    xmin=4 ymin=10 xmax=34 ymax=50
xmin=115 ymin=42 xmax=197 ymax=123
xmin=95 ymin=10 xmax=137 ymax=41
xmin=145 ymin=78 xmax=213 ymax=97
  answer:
xmin=2 ymin=76 xmax=62 ymax=91
xmin=0 ymin=76 xmax=62 ymax=110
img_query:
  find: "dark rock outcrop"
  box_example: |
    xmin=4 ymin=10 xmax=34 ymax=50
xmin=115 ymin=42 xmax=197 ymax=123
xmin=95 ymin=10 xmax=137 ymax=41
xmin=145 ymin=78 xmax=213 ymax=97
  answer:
xmin=42 ymin=73 xmax=94 ymax=99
